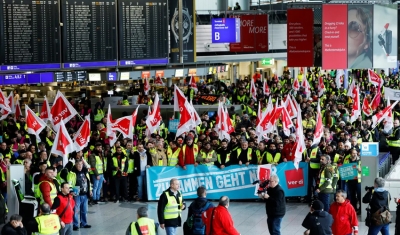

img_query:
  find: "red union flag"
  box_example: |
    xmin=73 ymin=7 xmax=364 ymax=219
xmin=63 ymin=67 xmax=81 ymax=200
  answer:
xmin=40 ymin=95 xmax=51 ymax=122
xmin=285 ymin=168 xmax=305 ymax=189
xmin=368 ymin=69 xmax=384 ymax=88
xmin=145 ymin=93 xmax=161 ymax=134
xmin=26 ymin=105 xmax=47 ymax=137
xmin=293 ymin=77 xmax=300 ymax=91
xmin=14 ymin=100 xmax=22 ymax=120
xmin=50 ymin=91 xmax=78 ymax=130
xmin=362 ymin=97 xmax=372 ymax=116
xmin=51 ymin=119 xmax=75 ymax=167
xmin=143 ymin=77 xmax=150 ymax=95
xmin=0 ymin=89 xmax=11 ymax=112
xmin=112 ymin=115 xmax=133 ymax=140
xmin=73 ymin=115 xmax=91 ymax=151
xmin=174 ymin=85 xmax=193 ymax=137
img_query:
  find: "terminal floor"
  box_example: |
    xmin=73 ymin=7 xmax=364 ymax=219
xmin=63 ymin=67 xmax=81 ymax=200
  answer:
xmin=76 ymin=200 xmax=396 ymax=235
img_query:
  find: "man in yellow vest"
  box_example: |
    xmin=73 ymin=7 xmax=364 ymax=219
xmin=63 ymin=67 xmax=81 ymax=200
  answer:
xmin=28 ymin=203 xmax=61 ymax=235
xmin=231 ymin=141 xmax=257 ymax=166
xmin=315 ymin=155 xmax=334 ymax=212
xmin=88 ymin=143 xmax=106 ymax=204
xmin=126 ymin=206 xmax=158 ymax=235
xmin=215 ymin=139 xmax=231 ymax=169
xmin=387 ymin=119 xmax=400 ymax=165
xmin=38 ymin=167 xmax=58 ymax=207
xmin=157 ymin=178 xmax=186 ymax=235
xmin=303 ymin=137 xmax=322 ymax=204
xmin=112 ymin=146 xmax=129 ymax=203
xmin=196 ymin=142 xmax=217 ymax=166
xmin=179 ymin=136 xmax=199 ymax=170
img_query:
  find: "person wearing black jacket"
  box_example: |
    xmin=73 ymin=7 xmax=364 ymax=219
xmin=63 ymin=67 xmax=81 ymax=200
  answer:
xmin=362 ymin=177 xmax=391 ymax=235
xmin=1 ymin=214 xmax=27 ymax=235
xmin=215 ymin=139 xmax=231 ymax=169
xmin=260 ymin=174 xmax=286 ymax=235
xmin=132 ymin=143 xmax=152 ymax=201
xmin=302 ymin=200 xmax=333 ymax=235
xmin=112 ymin=146 xmax=129 ymax=203
xmin=157 ymin=178 xmax=186 ymax=235
xmin=185 ymin=186 xmax=214 ymax=235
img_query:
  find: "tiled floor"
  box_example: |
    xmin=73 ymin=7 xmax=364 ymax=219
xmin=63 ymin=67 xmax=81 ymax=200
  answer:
xmin=75 ymin=200 xmax=397 ymax=235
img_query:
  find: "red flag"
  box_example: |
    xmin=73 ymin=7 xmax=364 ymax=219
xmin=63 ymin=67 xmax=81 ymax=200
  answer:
xmin=294 ymin=103 xmax=306 ymax=169
xmin=250 ymin=79 xmax=257 ymax=101
xmin=154 ymin=76 xmax=165 ymax=86
xmin=301 ymin=78 xmax=311 ymax=98
xmin=368 ymin=69 xmax=384 ymax=88
xmin=73 ymin=115 xmax=91 ymax=151
xmin=40 ymin=96 xmax=51 ymax=122
xmin=350 ymin=86 xmax=361 ymax=123
xmin=189 ymin=76 xmax=198 ymax=91
xmin=0 ymin=89 xmax=11 ymax=112
xmin=14 ymin=100 xmax=22 ymax=120
xmin=145 ymin=93 xmax=161 ymax=134
xmin=25 ymin=105 xmax=47 ymax=137
xmin=50 ymin=91 xmax=78 ymax=130
xmin=318 ymin=76 xmax=325 ymax=97
xmin=312 ymin=101 xmax=323 ymax=145
xmin=112 ymin=115 xmax=133 ymax=140
xmin=143 ymin=77 xmax=150 ymax=95
xmin=50 ymin=119 xmax=75 ymax=167
xmin=293 ymin=77 xmax=300 ymax=91
xmin=189 ymin=100 xmax=201 ymax=128
xmin=174 ymin=85 xmax=192 ymax=138
xmin=281 ymin=108 xmax=293 ymax=137
xmin=132 ymin=105 xmax=140 ymax=128
xmin=263 ymin=81 xmax=270 ymax=96
xmin=0 ymin=92 xmax=13 ymax=120
xmin=362 ymin=97 xmax=372 ymax=116
xmin=370 ymin=91 xmax=381 ymax=110
xmin=372 ymin=101 xmax=399 ymax=128
xmin=224 ymin=107 xmax=234 ymax=135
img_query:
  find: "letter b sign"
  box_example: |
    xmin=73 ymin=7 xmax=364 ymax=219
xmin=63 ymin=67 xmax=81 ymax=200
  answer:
xmin=214 ymin=32 xmax=220 ymax=41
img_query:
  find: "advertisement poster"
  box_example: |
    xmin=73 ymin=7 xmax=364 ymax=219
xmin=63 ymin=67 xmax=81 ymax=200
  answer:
xmin=230 ymin=15 xmax=268 ymax=52
xmin=373 ymin=5 xmax=398 ymax=68
xmin=347 ymin=5 xmax=373 ymax=69
xmin=287 ymin=9 xmax=314 ymax=67
xmin=169 ymin=0 xmax=196 ymax=63
xmin=322 ymin=4 xmax=348 ymax=69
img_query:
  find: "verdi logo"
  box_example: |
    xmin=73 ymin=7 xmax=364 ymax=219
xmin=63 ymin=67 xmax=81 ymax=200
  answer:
xmin=285 ymin=168 xmax=304 ymax=189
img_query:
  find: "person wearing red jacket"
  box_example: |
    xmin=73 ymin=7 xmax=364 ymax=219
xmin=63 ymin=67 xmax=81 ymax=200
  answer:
xmin=329 ymin=189 xmax=359 ymax=235
xmin=52 ymin=182 xmax=75 ymax=234
xmin=202 ymin=196 xmax=240 ymax=235
xmin=281 ymin=134 xmax=296 ymax=162
xmin=39 ymin=167 xmax=57 ymax=207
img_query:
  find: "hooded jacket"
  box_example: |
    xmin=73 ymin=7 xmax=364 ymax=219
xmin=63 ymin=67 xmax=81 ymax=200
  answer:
xmin=362 ymin=188 xmax=391 ymax=215
xmin=329 ymin=199 xmax=358 ymax=235
xmin=301 ymin=210 xmax=333 ymax=235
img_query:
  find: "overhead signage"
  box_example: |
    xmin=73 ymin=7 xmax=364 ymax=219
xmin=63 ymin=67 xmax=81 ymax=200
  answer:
xmin=107 ymin=72 xmax=118 ymax=81
xmin=230 ymin=15 xmax=268 ymax=52
xmin=175 ymin=69 xmax=184 ymax=77
xmin=120 ymin=58 xmax=169 ymax=66
xmin=55 ymin=71 xmax=87 ymax=82
xmin=211 ymin=18 xmax=241 ymax=43
xmin=3 ymin=74 xmax=28 ymax=85
xmin=188 ymin=69 xmax=197 ymax=76
xmin=89 ymin=73 xmax=101 ymax=81
xmin=120 ymin=72 xmax=130 ymax=80
xmin=155 ymin=70 xmax=165 ymax=78
xmin=261 ymin=58 xmax=274 ymax=65
xmin=141 ymin=71 xmax=151 ymax=78
xmin=360 ymin=142 xmax=379 ymax=157
xmin=287 ymin=9 xmax=314 ymax=67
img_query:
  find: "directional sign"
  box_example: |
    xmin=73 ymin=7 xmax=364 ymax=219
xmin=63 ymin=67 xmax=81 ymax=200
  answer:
xmin=212 ymin=18 xmax=241 ymax=43
xmin=360 ymin=142 xmax=379 ymax=157
xmin=261 ymin=58 xmax=275 ymax=65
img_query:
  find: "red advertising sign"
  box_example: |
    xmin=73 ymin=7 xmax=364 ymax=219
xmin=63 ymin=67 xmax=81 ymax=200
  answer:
xmin=284 ymin=168 xmax=304 ymax=189
xmin=287 ymin=9 xmax=314 ymax=67
xmin=322 ymin=5 xmax=348 ymax=69
xmin=155 ymin=70 xmax=164 ymax=78
xmin=141 ymin=71 xmax=151 ymax=78
xmin=230 ymin=15 xmax=268 ymax=52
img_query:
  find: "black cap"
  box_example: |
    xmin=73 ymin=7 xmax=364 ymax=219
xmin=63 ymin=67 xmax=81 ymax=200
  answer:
xmin=311 ymin=200 xmax=324 ymax=211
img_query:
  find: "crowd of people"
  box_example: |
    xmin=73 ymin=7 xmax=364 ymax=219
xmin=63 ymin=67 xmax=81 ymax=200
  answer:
xmin=0 ymin=68 xmax=399 ymax=235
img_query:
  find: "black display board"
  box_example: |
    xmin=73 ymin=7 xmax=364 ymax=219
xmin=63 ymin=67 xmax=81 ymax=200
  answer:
xmin=0 ymin=0 xmax=61 ymax=70
xmin=118 ymin=0 xmax=168 ymax=64
xmin=61 ymin=0 xmax=117 ymax=68
xmin=55 ymin=71 xmax=87 ymax=82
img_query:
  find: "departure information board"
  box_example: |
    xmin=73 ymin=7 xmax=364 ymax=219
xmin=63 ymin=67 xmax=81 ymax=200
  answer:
xmin=0 ymin=0 xmax=61 ymax=71
xmin=118 ymin=0 xmax=168 ymax=65
xmin=62 ymin=0 xmax=118 ymax=68
xmin=55 ymin=71 xmax=87 ymax=81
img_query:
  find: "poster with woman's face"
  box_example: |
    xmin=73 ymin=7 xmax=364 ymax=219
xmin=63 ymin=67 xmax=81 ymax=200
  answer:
xmin=373 ymin=4 xmax=398 ymax=68
xmin=347 ymin=5 xmax=373 ymax=69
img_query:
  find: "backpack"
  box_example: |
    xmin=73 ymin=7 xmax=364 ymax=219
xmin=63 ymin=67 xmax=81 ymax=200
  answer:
xmin=187 ymin=201 xmax=212 ymax=235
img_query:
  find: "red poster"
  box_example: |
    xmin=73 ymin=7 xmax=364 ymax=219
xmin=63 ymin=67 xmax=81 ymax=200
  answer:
xmin=285 ymin=168 xmax=304 ymax=189
xmin=322 ymin=5 xmax=348 ymax=69
xmin=287 ymin=9 xmax=314 ymax=67
xmin=230 ymin=15 xmax=268 ymax=52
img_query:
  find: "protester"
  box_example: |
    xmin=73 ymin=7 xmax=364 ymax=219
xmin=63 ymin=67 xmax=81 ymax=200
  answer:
xmin=126 ymin=207 xmax=158 ymax=235
xmin=329 ymin=190 xmax=359 ymax=235
xmin=1 ymin=214 xmax=27 ymax=235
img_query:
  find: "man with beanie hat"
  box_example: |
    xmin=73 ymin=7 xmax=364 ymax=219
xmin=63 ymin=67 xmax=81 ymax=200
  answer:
xmin=301 ymin=200 xmax=333 ymax=235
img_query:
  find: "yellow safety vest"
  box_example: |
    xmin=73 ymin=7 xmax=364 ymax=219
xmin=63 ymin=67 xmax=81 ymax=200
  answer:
xmin=112 ymin=157 xmax=126 ymax=176
xmin=217 ymin=153 xmax=230 ymax=164
xmin=182 ymin=144 xmax=199 ymax=161
xmin=236 ymin=148 xmax=253 ymax=161
xmin=122 ymin=100 xmax=129 ymax=105
xmin=127 ymin=157 xmax=134 ymax=174
xmin=37 ymin=181 xmax=57 ymax=206
xmin=90 ymin=156 xmax=105 ymax=175
xmin=163 ymin=191 xmax=182 ymax=220
xmin=130 ymin=217 xmax=156 ymax=235
xmin=200 ymin=150 xmax=215 ymax=166
xmin=34 ymin=214 xmax=61 ymax=235
xmin=266 ymin=152 xmax=281 ymax=164
xmin=388 ymin=128 xmax=400 ymax=147
xmin=167 ymin=148 xmax=180 ymax=166
xmin=304 ymin=148 xmax=320 ymax=169
xmin=319 ymin=168 xmax=333 ymax=189
xmin=94 ymin=109 xmax=104 ymax=122
xmin=256 ymin=150 xmax=266 ymax=164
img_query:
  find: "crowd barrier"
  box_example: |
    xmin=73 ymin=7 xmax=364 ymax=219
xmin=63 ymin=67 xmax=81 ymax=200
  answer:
xmin=378 ymin=152 xmax=391 ymax=177
xmin=146 ymin=162 xmax=308 ymax=200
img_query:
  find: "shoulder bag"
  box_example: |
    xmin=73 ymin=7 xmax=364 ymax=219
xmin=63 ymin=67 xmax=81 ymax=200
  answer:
xmin=371 ymin=194 xmax=392 ymax=226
